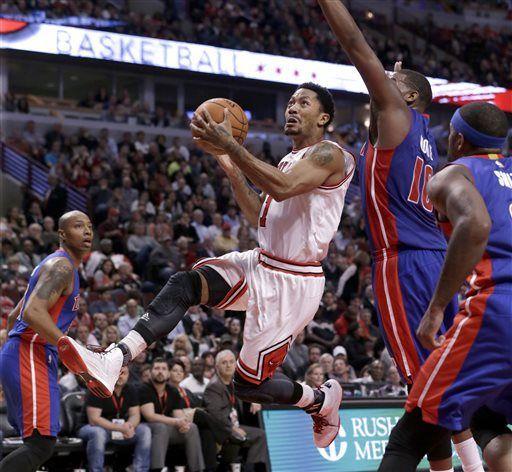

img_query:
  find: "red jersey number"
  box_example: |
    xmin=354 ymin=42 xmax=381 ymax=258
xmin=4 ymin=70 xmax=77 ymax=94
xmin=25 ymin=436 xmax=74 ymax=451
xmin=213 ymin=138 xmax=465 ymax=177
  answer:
xmin=259 ymin=195 xmax=273 ymax=227
xmin=407 ymin=156 xmax=434 ymax=212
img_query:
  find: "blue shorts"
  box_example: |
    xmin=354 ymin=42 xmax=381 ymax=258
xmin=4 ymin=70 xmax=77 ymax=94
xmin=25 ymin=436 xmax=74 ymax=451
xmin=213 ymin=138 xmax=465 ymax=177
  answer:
xmin=0 ymin=337 xmax=60 ymax=437
xmin=372 ymin=249 xmax=457 ymax=382
xmin=408 ymin=290 xmax=512 ymax=431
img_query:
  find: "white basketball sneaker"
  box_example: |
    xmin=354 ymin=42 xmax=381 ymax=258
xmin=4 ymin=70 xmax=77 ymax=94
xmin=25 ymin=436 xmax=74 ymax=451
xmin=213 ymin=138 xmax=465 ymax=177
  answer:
xmin=58 ymin=336 xmax=123 ymax=398
xmin=311 ymin=379 xmax=342 ymax=448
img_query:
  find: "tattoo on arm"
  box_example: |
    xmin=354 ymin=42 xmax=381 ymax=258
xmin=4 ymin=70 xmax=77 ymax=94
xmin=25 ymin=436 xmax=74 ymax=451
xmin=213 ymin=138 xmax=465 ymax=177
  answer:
xmin=306 ymin=142 xmax=335 ymax=167
xmin=33 ymin=259 xmax=73 ymax=300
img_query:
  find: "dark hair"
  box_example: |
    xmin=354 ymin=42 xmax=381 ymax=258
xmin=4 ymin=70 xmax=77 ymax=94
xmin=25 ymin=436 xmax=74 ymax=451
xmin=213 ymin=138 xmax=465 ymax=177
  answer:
xmin=296 ymin=82 xmax=335 ymax=128
xmin=151 ymin=357 xmax=169 ymax=368
xmin=399 ymin=69 xmax=433 ymax=109
xmin=459 ymin=102 xmax=508 ymax=140
xmin=169 ymin=358 xmax=186 ymax=371
xmin=308 ymin=343 xmax=323 ymax=353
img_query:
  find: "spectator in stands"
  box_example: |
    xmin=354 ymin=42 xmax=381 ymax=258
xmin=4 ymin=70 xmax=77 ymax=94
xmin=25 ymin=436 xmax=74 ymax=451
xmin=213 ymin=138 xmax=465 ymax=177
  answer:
xmin=180 ymin=357 xmax=210 ymax=395
xmin=85 ymin=238 xmax=114 ymax=279
xmin=306 ymin=307 xmax=340 ymax=350
xmin=102 ymin=325 xmax=120 ymax=347
xmin=226 ymin=317 xmax=243 ymax=353
xmin=69 ymin=298 xmax=94 ymax=331
xmin=329 ymin=355 xmax=356 ymax=384
xmin=118 ymin=298 xmax=142 ymax=338
xmin=374 ymin=366 xmax=407 ymax=397
xmin=98 ymin=208 xmax=125 ymax=252
xmin=44 ymin=122 xmax=65 ymax=149
xmin=140 ymin=358 xmax=205 ymax=472
xmin=41 ymin=216 xmax=59 ymax=251
xmin=22 ymin=120 xmax=44 ymax=155
xmin=15 ymin=237 xmax=41 ymax=273
xmin=202 ymin=352 xmax=216 ymax=380
xmin=91 ymin=312 xmax=110 ymax=342
xmin=127 ymin=222 xmax=158 ymax=256
xmin=78 ymin=367 xmax=151 ymax=472
xmin=44 ymin=141 xmax=61 ymax=169
xmin=191 ymin=209 xmax=209 ymax=242
xmin=76 ymin=324 xmax=99 ymax=347
xmin=213 ymin=222 xmax=238 ymax=255
xmin=170 ymin=334 xmax=194 ymax=359
xmin=147 ymin=235 xmax=183 ymax=283
xmin=89 ymin=291 xmax=117 ymax=315
xmin=188 ymin=319 xmax=213 ymax=357
xmin=26 ymin=223 xmax=44 ymax=254
xmin=93 ymin=258 xmax=119 ymax=292
xmin=169 ymin=359 xmax=239 ymax=472
xmin=204 ymin=350 xmax=268 ymax=471
xmin=319 ymin=353 xmax=334 ymax=381
xmin=345 ymin=322 xmax=375 ymax=372
xmin=43 ymin=173 xmax=68 ymax=222
xmin=282 ymin=329 xmax=309 ymax=380
xmin=166 ymin=136 xmax=190 ymax=161
xmin=303 ymin=363 xmax=325 ymax=389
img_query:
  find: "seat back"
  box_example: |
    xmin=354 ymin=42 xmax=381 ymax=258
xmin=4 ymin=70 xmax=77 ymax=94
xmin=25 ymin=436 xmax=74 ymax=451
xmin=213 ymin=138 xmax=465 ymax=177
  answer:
xmin=61 ymin=391 xmax=86 ymax=436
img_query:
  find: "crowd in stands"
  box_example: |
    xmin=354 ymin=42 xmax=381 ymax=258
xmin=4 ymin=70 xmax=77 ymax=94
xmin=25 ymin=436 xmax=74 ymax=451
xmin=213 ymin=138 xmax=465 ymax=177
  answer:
xmin=1 ymin=0 xmax=511 ymax=87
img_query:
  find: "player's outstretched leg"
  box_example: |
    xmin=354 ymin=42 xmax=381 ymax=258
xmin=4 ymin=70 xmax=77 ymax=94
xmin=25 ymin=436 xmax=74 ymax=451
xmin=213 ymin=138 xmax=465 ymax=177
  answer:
xmin=58 ymin=267 xmax=229 ymax=397
xmin=234 ymin=371 xmax=342 ymax=448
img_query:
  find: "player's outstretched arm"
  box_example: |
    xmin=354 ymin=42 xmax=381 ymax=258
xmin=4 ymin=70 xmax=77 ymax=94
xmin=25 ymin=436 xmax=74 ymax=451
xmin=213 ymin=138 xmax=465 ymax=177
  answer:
xmin=417 ymin=165 xmax=491 ymax=350
xmin=24 ymin=257 xmax=73 ymax=345
xmin=317 ymin=0 xmax=410 ymax=147
xmin=215 ymin=154 xmax=263 ymax=227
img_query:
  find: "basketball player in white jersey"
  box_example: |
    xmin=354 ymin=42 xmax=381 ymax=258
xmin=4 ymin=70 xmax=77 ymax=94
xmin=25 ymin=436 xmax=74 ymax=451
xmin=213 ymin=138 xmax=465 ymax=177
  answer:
xmin=57 ymin=83 xmax=355 ymax=448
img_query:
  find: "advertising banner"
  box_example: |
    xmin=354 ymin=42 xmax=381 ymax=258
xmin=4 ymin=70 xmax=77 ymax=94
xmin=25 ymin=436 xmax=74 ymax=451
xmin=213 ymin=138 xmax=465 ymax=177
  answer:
xmin=1 ymin=21 xmax=511 ymax=111
xmin=261 ymin=406 xmax=463 ymax=472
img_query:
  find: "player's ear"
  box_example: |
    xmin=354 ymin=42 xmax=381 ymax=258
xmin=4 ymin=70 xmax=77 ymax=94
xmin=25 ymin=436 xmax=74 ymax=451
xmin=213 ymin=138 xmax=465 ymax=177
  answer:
xmin=318 ymin=112 xmax=330 ymax=128
xmin=404 ymin=90 xmax=418 ymax=106
xmin=455 ymin=132 xmax=466 ymax=153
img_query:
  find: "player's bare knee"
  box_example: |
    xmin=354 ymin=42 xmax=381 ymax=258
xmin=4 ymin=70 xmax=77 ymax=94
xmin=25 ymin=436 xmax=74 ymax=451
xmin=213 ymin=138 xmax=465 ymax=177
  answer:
xmin=483 ymin=436 xmax=512 ymax=472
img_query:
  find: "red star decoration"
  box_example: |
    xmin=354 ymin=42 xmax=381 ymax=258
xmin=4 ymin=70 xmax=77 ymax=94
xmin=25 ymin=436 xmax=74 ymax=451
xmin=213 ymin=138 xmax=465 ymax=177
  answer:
xmin=294 ymin=70 xmax=299 ymax=76
xmin=276 ymin=67 xmax=282 ymax=74
xmin=257 ymin=64 xmax=264 ymax=72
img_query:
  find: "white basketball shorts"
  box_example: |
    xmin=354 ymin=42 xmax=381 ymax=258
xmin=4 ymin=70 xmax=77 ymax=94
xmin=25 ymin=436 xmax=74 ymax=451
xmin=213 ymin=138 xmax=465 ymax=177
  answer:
xmin=193 ymin=248 xmax=325 ymax=384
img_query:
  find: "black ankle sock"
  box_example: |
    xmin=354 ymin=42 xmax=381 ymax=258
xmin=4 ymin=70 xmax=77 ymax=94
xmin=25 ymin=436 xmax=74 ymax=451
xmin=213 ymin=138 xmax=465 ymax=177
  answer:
xmin=117 ymin=342 xmax=132 ymax=366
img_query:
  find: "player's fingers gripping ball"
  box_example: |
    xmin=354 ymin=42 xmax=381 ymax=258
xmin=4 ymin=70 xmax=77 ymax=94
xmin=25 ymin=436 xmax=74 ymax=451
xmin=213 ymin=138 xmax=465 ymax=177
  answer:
xmin=191 ymin=98 xmax=249 ymax=154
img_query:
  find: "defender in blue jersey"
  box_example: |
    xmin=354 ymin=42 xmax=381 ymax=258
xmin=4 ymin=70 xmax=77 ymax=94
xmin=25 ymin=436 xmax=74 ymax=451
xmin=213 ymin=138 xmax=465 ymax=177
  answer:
xmin=380 ymin=103 xmax=512 ymax=472
xmin=0 ymin=211 xmax=92 ymax=471
xmin=317 ymin=2 xmax=482 ymax=471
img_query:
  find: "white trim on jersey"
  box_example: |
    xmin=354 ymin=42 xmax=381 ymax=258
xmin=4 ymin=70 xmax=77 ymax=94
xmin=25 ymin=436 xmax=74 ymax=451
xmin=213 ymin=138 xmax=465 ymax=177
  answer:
xmin=417 ymin=296 xmax=475 ymax=407
xmin=370 ymin=146 xmax=411 ymax=378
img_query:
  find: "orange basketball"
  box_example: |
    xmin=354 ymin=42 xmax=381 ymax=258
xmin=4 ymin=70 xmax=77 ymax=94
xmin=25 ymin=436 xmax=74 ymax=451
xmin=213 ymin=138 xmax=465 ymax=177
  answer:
xmin=192 ymin=98 xmax=249 ymax=154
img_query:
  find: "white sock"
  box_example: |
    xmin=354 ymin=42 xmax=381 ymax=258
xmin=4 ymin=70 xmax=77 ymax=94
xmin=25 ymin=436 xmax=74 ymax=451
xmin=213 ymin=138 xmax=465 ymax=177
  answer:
xmin=294 ymin=383 xmax=315 ymax=408
xmin=454 ymin=437 xmax=484 ymax=472
xmin=120 ymin=330 xmax=147 ymax=360
xmin=430 ymin=468 xmax=453 ymax=472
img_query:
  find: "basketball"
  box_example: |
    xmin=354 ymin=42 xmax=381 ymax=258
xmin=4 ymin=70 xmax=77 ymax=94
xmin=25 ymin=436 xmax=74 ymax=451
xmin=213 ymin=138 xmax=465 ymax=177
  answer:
xmin=192 ymin=98 xmax=249 ymax=154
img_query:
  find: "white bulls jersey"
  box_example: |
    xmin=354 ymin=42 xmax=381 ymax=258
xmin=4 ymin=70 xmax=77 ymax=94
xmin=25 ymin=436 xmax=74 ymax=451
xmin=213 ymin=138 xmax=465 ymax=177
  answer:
xmin=257 ymin=140 xmax=355 ymax=263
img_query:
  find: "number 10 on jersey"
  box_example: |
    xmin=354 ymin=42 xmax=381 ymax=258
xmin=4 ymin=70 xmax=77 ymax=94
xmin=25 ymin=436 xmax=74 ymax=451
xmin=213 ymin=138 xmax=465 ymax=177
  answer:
xmin=407 ymin=156 xmax=434 ymax=212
